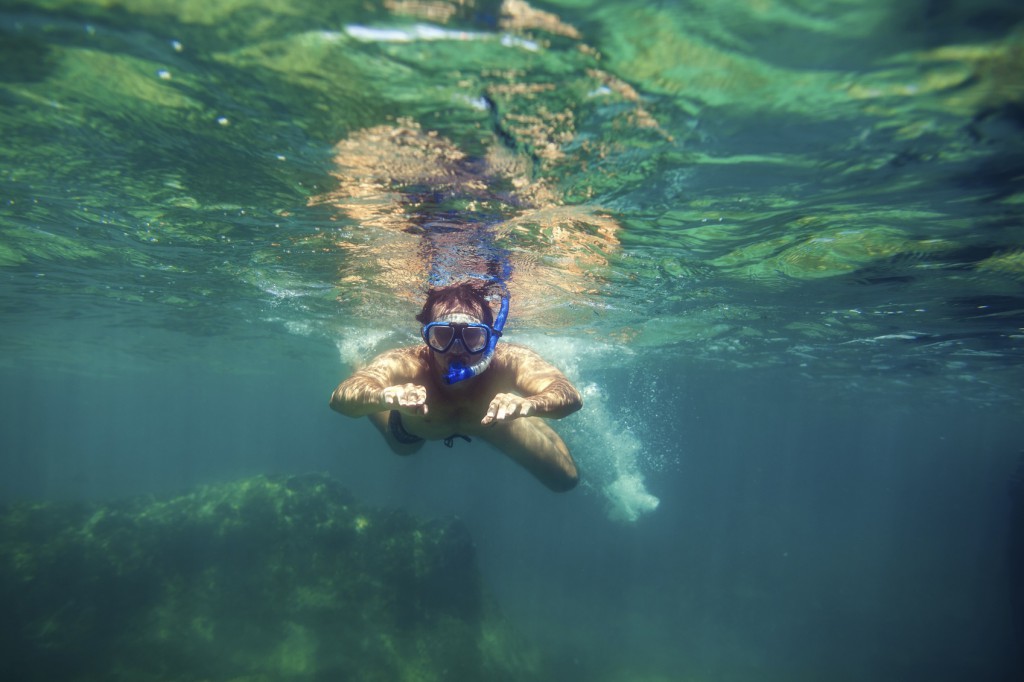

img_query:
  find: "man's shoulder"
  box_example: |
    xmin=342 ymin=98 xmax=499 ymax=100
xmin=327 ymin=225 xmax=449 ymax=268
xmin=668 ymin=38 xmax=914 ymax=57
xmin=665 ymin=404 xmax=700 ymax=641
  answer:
xmin=494 ymin=343 xmax=558 ymax=372
xmin=494 ymin=342 xmax=541 ymax=362
xmin=496 ymin=341 xmax=541 ymax=354
xmin=492 ymin=342 xmax=575 ymax=393
xmin=363 ymin=345 xmax=429 ymax=373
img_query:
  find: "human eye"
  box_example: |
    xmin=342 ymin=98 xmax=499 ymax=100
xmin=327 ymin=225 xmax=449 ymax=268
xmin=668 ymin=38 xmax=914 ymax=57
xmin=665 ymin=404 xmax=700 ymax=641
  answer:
xmin=428 ymin=325 xmax=455 ymax=349
xmin=462 ymin=326 xmax=489 ymax=352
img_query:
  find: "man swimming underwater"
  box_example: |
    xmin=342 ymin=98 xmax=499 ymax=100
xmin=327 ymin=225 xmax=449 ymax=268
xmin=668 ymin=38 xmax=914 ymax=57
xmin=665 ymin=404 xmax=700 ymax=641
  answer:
xmin=330 ymin=280 xmax=582 ymax=491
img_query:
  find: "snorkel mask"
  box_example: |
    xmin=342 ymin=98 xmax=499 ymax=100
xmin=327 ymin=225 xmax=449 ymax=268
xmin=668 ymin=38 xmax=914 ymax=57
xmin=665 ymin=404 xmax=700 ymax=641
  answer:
xmin=423 ymin=294 xmax=510 ymax=385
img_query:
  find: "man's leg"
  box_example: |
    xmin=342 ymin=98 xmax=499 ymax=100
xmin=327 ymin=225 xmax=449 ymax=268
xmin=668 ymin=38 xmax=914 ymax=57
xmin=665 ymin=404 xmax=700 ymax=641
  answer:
xmin=481 ymin=417 xmax=579 ymax=492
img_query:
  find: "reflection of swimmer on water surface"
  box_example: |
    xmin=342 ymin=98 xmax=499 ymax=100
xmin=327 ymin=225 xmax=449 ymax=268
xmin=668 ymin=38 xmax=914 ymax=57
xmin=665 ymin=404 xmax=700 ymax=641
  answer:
xmin=330 ymin=279 xmax=582 ymax=492
xmin=308 ymin=119 xmax=622 ymax=322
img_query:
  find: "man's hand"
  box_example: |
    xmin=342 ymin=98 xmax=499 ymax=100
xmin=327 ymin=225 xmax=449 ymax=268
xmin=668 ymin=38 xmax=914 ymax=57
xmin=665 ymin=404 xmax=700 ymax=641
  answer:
xmin=482 ymin=393 xmax=534 ymax=425
xmin=381 ymin=384 xmax=428 ymax=416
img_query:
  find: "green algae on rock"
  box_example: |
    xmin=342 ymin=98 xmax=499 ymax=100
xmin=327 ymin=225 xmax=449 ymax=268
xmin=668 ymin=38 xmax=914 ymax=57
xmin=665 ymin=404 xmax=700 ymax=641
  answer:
xmin=0 ymin=474 xmax=493 ymax=682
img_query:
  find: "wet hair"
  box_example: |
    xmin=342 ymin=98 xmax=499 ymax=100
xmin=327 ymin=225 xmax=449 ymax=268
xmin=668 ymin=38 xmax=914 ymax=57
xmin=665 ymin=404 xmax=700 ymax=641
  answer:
xmin=416 ymin=280 xmax=497 ymax=326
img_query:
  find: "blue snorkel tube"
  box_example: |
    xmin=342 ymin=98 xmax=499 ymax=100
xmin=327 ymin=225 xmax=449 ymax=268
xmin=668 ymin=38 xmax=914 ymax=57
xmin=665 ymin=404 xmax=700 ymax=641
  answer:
xmin=444 ymin=292 xmax=510 ymax=385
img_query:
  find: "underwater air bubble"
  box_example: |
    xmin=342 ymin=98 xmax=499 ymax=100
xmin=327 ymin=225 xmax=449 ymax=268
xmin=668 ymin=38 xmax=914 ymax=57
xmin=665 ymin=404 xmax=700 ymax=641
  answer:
xmin=335 ymin=329 xmax=398 ymax=369
xmin=521 ymin=335 xmax=662 ymax=522
xmin=604 ymin=473 xmax=661 ymax=523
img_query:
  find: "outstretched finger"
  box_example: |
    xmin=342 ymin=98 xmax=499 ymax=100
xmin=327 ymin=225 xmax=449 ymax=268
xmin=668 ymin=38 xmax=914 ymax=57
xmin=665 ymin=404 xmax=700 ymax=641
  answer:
xmin=404 ymin=389 xmax=427 ymax=413
xmin=482 ymin=399 xmax=499 ymax=425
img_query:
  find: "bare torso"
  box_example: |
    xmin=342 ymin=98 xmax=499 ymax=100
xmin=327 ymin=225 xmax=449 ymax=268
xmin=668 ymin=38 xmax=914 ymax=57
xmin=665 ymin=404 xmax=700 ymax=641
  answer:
xmin=391 ymin=346 xmax=511 ymax=438
xmin=330 ymin=341 xmax=582 ymax=491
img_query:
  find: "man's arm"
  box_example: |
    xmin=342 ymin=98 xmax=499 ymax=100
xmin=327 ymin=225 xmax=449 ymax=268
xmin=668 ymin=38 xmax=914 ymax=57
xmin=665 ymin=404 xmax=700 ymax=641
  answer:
xmin=330 ymin=348 xmax=428 ymax=418
xmin=482 ymin=345 xmax=582 ymax=425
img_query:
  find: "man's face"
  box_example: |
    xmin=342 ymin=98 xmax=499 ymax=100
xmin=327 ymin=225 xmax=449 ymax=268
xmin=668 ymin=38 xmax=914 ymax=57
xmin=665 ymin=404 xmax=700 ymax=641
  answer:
xmin=427 ymin=307 xmax=486 ymax=377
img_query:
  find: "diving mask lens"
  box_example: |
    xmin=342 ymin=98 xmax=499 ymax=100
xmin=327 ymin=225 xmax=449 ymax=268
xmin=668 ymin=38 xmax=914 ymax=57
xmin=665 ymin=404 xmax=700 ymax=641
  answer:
xmin=423 ymin=323 xmax=491 ymax=354
xmin=460 ymin=326 xmax=489 ymax=353
xmin=426 ymin=325 xmax=455 ymax=352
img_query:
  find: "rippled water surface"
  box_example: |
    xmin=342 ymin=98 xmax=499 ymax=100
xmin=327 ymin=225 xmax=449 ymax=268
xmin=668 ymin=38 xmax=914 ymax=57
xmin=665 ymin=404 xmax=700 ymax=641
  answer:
xmin=2 ymin=1 xmax=1024 ymax=680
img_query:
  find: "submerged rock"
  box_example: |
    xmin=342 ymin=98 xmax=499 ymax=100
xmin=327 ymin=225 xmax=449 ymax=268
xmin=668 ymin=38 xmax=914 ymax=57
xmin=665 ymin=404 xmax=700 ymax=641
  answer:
xmin=0 ymin=474 xmax=486 ymax=682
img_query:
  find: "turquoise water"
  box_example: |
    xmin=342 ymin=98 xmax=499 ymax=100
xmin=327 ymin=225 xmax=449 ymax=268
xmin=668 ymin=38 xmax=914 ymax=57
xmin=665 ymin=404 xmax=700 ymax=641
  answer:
xmin=2 ymin=0 xmax=1023 ymax=680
